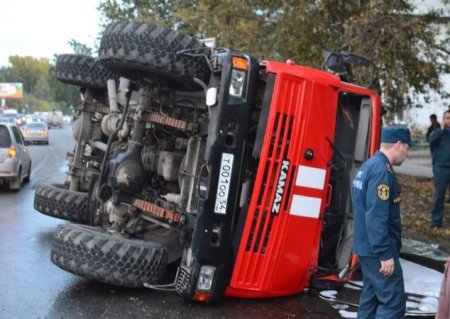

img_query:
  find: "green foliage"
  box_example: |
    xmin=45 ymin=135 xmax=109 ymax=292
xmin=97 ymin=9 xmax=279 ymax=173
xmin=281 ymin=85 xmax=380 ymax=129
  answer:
xmin=98 ymin=0 xmax=177 ymax=28
xmin=68 ymin=39 xmax=94 ymax=56
xmin=0 ymin=55 xmax=81 ymax=114
xmin=7 ymin=56 xmax=51 ymax=97
xmin=98 ymin=0 xmax=450 ymax=114
xmin=48 ymin=63 xmax=81 ymax=115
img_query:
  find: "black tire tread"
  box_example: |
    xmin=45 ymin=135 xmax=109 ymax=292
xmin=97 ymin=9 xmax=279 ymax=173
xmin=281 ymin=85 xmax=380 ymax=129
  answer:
xmin=34 ymin=183 xmax=89 ymax=223
xmin=98 ymin=21 xmax=210 ymax=90
xmin=51 ymin=223 xmax=167 ymax=287
xmin=55 ymin=54 xmax=119 ymax=90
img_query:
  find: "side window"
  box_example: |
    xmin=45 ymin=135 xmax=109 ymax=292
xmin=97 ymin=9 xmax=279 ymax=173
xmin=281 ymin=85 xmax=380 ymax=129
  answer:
xmin=18 ymin=129 xmax=27 ymax=145
xmin=0 ymin=125 xmax=12 ymax=147
xmin=12 ymin=127 xmax=23 ymax=145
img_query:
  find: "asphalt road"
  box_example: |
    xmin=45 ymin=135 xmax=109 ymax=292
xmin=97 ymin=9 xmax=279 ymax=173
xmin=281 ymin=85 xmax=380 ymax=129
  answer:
xmin=394 ymin=149 xmax=433 ymax=178
xmin=0 ymin=126 xmax=344 ymax=319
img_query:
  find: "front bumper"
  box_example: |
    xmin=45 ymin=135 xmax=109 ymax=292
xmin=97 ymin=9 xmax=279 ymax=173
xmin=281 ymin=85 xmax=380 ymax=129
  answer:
xmin=24 ymin=135 xmax=49 ymax=143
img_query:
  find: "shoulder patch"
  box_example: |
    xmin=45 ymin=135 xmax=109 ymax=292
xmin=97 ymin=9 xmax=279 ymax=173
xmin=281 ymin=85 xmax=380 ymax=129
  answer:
xmin=377 ymin=184 xmax=390 ymax=201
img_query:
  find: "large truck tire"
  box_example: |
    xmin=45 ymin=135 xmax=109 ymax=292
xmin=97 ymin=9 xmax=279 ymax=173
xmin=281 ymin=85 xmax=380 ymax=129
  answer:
xmin=51 ymin=223 xmax=167 ymax=287
xmin=34 ymin=183 xmax=89 ymax=224
xmin=98 ymin=21 xmax=210 ymax=91
xmin=55 ymin=54 xmax=119 ymax=90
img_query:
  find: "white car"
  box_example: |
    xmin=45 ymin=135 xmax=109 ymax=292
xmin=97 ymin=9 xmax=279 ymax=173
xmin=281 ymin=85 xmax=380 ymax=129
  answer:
xmin=0 ymin=124 xmax=32 ymax=190
xmin=21 ymin=122 xmax=49 ymax=145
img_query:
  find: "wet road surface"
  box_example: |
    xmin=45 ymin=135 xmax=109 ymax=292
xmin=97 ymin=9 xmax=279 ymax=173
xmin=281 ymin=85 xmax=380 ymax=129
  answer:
xmin=0 ymin=126 xmax=344 ymax=319
xmin=394 ymin=150 xmax=433 ymax=178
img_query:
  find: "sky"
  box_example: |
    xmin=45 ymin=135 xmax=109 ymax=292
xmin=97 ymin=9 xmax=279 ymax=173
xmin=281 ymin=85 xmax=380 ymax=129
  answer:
xmin=0 ymin=0 xmax=101 ymax=66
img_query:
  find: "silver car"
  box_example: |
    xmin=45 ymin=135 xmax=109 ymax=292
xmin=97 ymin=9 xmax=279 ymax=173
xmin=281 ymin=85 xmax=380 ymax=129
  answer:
xmin=0 ymin=124 xmax=32 ymax=190
xmin=21 ymin=122 xmax=49 ymax=145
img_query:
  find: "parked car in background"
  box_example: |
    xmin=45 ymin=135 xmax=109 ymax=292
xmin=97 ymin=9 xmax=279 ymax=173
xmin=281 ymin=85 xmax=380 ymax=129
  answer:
xmin=21 ymin=122 xmax=49 ymax=145
xmin=0 ymin=124 xmax=31 ymax=190
xmin=2 ymin=109 xmax=25 ymax=126
xmin=0 ymin=117 xmax=16 ymax=125
xmin=2 ymin=113 xmax=19 ymax=126
xmin=25 ymin=114 xmax=39 ymax=124
xmin=46 ymin=111 xmax=64 ymax=129
xmin=62 ymin=115 xmax=72 ymax=124
xmin=17 ymin=114 xmax=26 ymax=126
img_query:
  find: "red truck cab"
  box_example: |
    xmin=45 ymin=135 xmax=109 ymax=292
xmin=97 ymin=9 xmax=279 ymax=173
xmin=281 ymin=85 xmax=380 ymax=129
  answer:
xmin=226 ymin=60 xmax=380 ymax=298
xmin=175 ymin=52 xmax=381 ymax=302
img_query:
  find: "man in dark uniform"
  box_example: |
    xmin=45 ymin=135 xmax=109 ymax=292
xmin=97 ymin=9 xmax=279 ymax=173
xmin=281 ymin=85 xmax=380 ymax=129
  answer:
xmin=429 ymin=110 xmax=450 ymax=227
xmin=352 ymin=125 xmax=411 ymax=319
xmin=426 ymin=114 xmax=440 ymax=145
xmin=427 ymin=113 xmax=450 ymax=203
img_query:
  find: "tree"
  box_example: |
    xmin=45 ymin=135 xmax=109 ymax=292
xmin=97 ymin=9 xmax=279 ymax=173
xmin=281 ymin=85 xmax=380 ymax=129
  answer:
xmin=276 ymin=1 xmax=450 ymax=114
xmin=97 ymin=0 xmax=450 ymax=114
xmin=49 ymin=40 xmax=95 ymax=113
xmin=68 ymin=39 xmax=94 ymax=56
xmin=7 ymin=56 xmax=51 ymax=97
xmin=98 ymin=0 xmax=178 ymax=28
xmin=0 ymin=55 xmax=80 ymax=113
xmin=1 ymin=56 xmax=54 ymax=111
xmin=48 ymin=63 xmax=81 ymax=115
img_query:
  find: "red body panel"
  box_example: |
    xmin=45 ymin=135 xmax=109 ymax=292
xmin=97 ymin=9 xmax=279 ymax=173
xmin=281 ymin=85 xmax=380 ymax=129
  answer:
xmin=226 ymin=61 xmax=380 ymax=298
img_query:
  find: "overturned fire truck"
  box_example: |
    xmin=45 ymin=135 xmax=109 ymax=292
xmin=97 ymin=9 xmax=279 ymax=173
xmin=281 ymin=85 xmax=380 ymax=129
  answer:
xmin=34 ymin=21 xmax=381 ymax=303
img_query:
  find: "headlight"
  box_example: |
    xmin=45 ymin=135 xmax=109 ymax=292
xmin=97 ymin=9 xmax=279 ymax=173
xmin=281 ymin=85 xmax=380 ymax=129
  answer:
xmin=196 ymin=265 xmax=216 ymax=291
xmin=229 ymin=56 xmax=249 ymax=99
xmin=229 ymin=69 xmax=246 ymax=98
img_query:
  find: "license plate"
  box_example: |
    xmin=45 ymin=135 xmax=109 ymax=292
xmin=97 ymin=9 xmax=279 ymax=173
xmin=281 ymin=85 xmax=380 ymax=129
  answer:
xmin=214 ymin=153 xmax=234 ymax=214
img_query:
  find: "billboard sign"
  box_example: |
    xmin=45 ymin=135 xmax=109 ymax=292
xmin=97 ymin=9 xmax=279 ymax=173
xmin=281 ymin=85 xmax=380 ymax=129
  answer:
xmin=0 ymin=83 xmax=23 ymax=99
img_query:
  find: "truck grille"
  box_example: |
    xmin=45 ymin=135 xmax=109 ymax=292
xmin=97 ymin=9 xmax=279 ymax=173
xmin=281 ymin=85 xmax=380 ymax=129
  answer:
xmin=246 ymin=112 xmax=294 ymax=253
xmin=175 ymin=265 xmax=191 ymax=295
xmin=230 ymin=76 xmax=302 ymax=291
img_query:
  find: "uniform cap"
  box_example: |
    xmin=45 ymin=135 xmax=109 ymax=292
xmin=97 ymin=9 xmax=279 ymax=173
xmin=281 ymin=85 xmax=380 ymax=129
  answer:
xmin=381 ymin=125 xmax=412 ymax=146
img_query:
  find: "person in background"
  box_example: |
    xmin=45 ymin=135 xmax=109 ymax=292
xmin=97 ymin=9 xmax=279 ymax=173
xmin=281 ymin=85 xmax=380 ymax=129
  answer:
xmin=352 ymin=125 xmax=411 ymax=318
xmin=426 ymin=113 xmax=450 ymax=203
xmin=428 ymin=110 xmax=450 ymax=228
xmin=427 ymin=114 xmax=440 ymax=145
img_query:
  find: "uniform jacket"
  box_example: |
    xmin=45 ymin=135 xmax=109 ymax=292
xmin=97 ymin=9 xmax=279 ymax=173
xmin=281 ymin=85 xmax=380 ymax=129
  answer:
xmin=352 ymin=151 xmax=402 ymax=260
xmin=429 ymin=128 xmax=450 ymax=169
xmin=426 ymin=122 xmax=440 ymax=142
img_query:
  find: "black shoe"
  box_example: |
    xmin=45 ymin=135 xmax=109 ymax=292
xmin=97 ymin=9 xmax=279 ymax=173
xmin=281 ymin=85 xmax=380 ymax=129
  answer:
xmin=431 ymin=223 xmax=443 ymax=228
